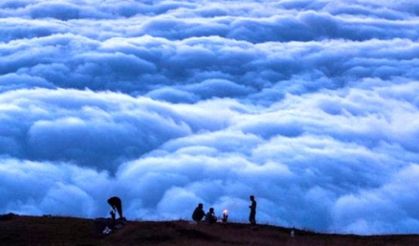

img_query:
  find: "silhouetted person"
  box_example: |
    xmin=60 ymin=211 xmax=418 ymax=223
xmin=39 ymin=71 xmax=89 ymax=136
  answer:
xmin=222 ymin=209 xmax=228 ymax=223
xmin=192 ymin=203 xmax=205 ymax=223
xmin=205 ymin=207 xmax=217 ymax=224
xmin=107 ymin=196 xmax=124 ymax=221
xmin=249 ymin=195 xmax=257 ymax=225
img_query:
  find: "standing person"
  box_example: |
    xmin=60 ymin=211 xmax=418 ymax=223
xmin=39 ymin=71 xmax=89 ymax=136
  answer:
xmin=192 ymin=203 xmax=205 ymax=223
xmin=249 ymin=195 xmax=257 ymax=225
xmin=107 ymin=196 xmax=125 ymax=221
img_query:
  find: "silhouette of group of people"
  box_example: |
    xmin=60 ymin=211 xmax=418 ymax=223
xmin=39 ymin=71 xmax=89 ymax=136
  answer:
xmin=192 ymin=203 xmax=218 ymax=224
xmin=107 ymin=195 xmax=257 ymax=225
xmin=191 ymin=195 xmax=257 ymax=225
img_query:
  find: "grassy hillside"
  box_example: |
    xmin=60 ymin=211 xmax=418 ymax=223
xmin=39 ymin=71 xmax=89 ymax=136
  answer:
xmin=1 ymin=214 xmax=418 ymax=245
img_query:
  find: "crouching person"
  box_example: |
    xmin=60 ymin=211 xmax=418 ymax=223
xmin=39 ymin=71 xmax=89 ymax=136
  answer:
xmin=192 ymin=203 xmax=205 ymax=223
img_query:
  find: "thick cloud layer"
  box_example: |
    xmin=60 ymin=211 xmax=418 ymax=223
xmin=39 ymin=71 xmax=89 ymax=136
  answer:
xmin=1 ymin=0 xmax=419 ymax=235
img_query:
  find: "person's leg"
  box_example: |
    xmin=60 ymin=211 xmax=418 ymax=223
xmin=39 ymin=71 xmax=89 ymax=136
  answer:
xmin=250 ymin=212 xmax=256 ymax=225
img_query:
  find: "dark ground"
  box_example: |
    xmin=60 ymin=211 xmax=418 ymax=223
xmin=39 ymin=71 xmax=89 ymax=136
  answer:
xmin=1 ymin=213 xmax=419 ymax=245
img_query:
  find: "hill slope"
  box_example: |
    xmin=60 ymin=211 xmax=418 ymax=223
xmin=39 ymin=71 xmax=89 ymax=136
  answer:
xmin=1 ymin=214 xmax=418 ymax=245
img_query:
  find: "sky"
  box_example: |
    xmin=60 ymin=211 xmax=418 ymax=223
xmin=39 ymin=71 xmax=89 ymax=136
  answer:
xmin=0 ymin=0 xmax=419 ymax=235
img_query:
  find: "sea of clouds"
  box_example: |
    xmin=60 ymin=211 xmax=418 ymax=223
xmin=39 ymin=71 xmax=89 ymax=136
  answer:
xmin=1 ymin=0 xmax=419 ymax=234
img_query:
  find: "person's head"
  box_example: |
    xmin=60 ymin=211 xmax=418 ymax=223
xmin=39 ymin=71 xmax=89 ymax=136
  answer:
xmin=250 ymin=195 xmax=255 ymax=201
xmin=209 ymin=207 xmax=214 ymax=213
xmin=198 ymin=203 xmax=203 ymax=208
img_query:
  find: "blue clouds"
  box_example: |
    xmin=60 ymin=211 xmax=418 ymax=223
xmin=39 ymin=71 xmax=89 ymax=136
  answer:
xmin=0 ymin=89 xmax=236 ymax=169
xmin=1 ymin=0 xmax=419 ymax=235
xmin=2 ymin=34 xmax=419 ymax=101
